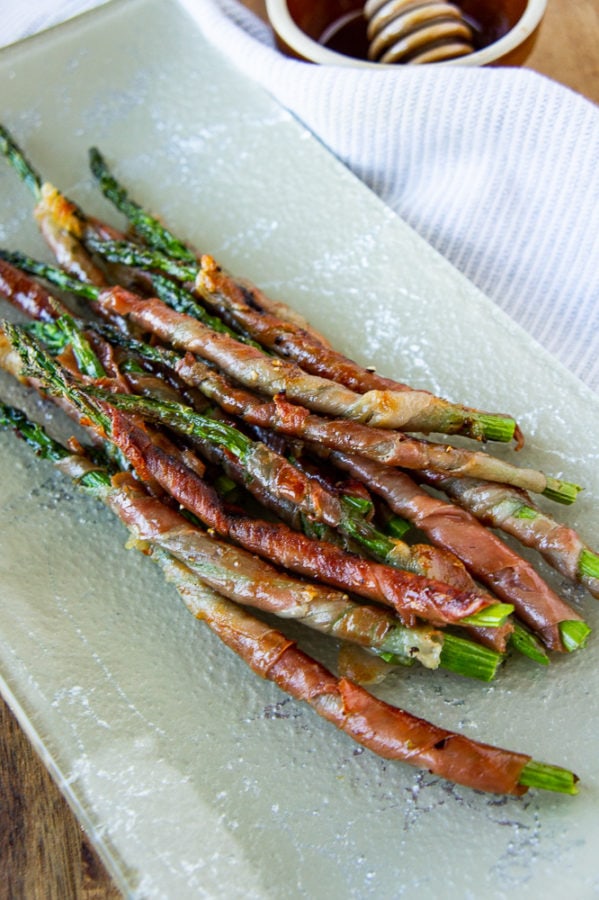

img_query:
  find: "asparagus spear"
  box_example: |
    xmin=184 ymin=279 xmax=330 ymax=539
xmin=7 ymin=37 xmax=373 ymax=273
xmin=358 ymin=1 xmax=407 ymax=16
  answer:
xmin=159 ymin=554 xmax=577 ymax=796
xmin=151 ymin=272 xmax=262 ymax=348
xmin=87 ymin=145 xmax=345 ymax=347
xmin=0 ymin=399 xmax=579 ymax=792
xmin=0 ymin=123 xmax=109 ymax=284
xmin=87 ymin=146 xmax=195 ymax=262
xmin=0 ymin=255 xmax=71 ymax=322
xmin=423 ymin=473 xmax=599 ymax=600
xmin=0 ymin=124 xmax=43 ymax=198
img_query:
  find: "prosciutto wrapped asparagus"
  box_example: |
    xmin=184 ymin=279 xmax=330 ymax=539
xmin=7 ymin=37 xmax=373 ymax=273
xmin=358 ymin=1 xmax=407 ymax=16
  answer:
xmin=0 ymin=401 xmax=578 ymax=796
xmin=0 ymin=255 xmax=517 ymax=656
xmin=1 ymin=124 xmax=595 ymax=799
xmin=5 ymin=322 xmax=507 ymax=633
xmin=422 ymin=473 xmax=599 ymax=601
xmin=0 ymin=250 xmax=580 ymax=505
xmin=327 ymin=452 xmax=589 ymax=652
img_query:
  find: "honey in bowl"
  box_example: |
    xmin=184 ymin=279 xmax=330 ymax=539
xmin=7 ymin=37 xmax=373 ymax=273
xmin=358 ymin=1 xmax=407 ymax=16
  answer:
xmin=318 ymin=8 xmax=371 ymax=59
xmin=284 ymin=0 xmax=533 ymax=66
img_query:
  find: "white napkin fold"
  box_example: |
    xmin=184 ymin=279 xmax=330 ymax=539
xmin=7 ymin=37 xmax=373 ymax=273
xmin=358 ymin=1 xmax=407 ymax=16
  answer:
xmin=2 ymin=0 xmax=599 ymax=391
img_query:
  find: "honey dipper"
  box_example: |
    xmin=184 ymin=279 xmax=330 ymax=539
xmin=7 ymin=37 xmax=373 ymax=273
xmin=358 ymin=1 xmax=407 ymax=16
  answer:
xmin=364 ymin=0 xmax=476 ymax=64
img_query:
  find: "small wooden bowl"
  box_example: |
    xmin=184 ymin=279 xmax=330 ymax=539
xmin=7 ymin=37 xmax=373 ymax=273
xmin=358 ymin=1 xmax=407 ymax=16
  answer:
xmin=265 ymin=0 xmax=546 ymax=67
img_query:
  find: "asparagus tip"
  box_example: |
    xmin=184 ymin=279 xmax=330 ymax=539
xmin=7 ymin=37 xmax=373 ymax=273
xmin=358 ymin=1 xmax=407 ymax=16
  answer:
xmin=519 ymin=759 xmax=579 ymax=795
xmin=510 ymin=622 xmax=550 ymax=666
xmin=578 ymin=548 xmax=599 ymax=580
xmin=460 ymin=602 xmax=513 ymax=629
xmin=543 ymin=477 xmax=583 ymax=505
xmin=0 ymin=123 xmax=43 ymax=199
xmin=0 ymin=401 xmax=68 ymax=462
xmin=439 ymin=633 xmax=503 ymax=682
xmin=384 ymin=515 xmax=412 ymax=540
xmin=475 ymin=413 xmax=517 ymax=443
xmin=559 ymin=620 xmax=591 ymax=653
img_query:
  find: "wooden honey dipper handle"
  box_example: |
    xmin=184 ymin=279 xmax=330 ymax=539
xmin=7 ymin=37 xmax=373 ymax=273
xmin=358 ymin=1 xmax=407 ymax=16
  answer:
xmin=364 ymin=0 xmax=475 ymax=64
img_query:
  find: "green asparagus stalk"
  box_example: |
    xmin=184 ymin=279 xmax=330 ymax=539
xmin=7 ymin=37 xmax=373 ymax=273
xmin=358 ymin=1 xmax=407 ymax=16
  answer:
xmin=510 ymin=622 xmax=550 ymax=666
xmin=83 ymin=233 xmax=196 ymax=280
xmin=151 ymin=272 xmax=260 ymax=346
xmin=0 ymin=402 xmax=70 ymax=462
xmin=157 ymin=554 xmax=577 ymax=796
xmin=27 ymin=314 xmax=107 ymax=379
xmin=88 ymin=146 xmax=196 ymax=262
xmin=559 ymin=620 xmax=592 ymax=652
xmin=2 ymin=322 xmax=109 ymax=433
xmin=0 ymin=250 xmax=100 ymax=301
xmin=382 ymin=514 xmax=412 ymax=540
xmin=517 ymin=760 xmax=578 ymax=794
xmin=0 ymin=124 xmax=42 ymax=199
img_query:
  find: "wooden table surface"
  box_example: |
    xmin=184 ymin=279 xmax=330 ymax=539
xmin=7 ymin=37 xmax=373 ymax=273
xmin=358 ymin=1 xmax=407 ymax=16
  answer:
xmin=1 ymin=1 xmax=597 ymax=897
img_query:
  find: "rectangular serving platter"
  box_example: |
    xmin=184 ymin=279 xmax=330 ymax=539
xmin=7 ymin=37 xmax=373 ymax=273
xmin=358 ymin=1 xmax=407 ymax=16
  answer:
xmin=1 ymin=1 xmax=598 ymax=896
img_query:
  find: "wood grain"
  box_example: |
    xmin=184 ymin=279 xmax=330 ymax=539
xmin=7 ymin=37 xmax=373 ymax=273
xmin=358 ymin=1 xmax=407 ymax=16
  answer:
xmin=0 ymin=698 xmax=120 ymax=900
xmin=1 ymin=1 xmax=597 ymax=897
xmin=523 ymin=0 xmax=599 ymax=103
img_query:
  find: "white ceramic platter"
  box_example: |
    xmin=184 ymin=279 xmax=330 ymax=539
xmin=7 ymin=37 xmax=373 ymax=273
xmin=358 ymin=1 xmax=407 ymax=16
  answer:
xmin=1 ymin=1 xmax=598 ymax=896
